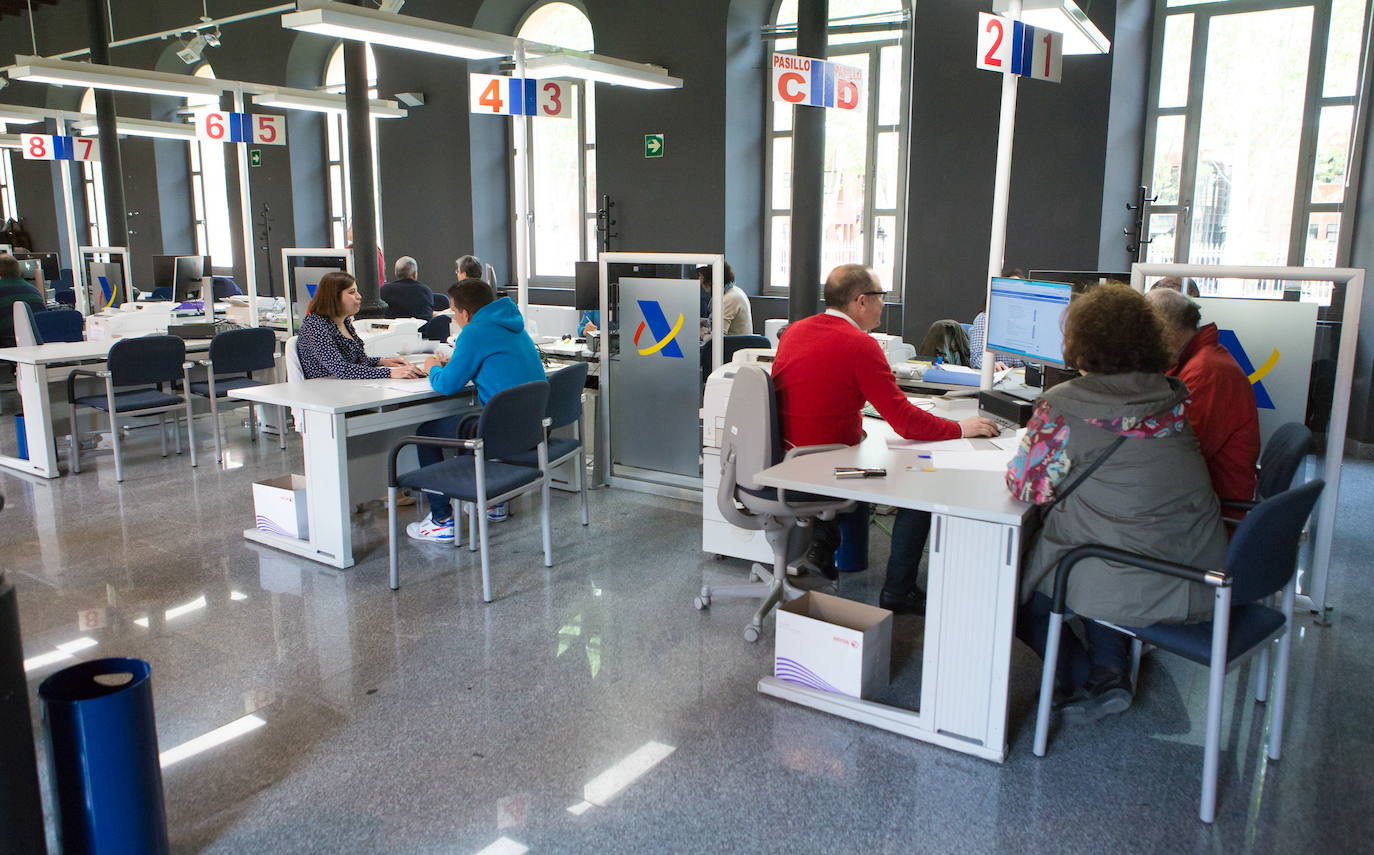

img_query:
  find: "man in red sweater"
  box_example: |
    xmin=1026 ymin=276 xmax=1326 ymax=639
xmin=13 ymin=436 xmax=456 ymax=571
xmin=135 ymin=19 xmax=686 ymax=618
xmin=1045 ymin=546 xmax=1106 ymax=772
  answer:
xmin=1148 ymin=288 xmax=1260 ymax=503
xmin=772 ymin=264 xmax=997 ymax=611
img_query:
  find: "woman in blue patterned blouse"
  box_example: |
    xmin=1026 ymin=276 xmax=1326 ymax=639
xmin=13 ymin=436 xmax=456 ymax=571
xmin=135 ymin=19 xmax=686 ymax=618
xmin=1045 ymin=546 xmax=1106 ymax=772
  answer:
xmin=296 ymin=272 xmax=424 ymax=380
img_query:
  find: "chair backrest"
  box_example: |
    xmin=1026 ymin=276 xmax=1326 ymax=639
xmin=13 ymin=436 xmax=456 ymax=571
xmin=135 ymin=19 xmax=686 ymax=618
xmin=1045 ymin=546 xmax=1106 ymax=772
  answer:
xmin=208 ymin=327 xmax=276 ymax=374
xmin=1226 ymin=479 xmax=1324 ymax=604
xmin=917 ymin=319 xmax=972 ymax=366
xmin=719 ymin=364 xmax=781 ymax=493
xmin=419 ymin=314 xmax=452 ymax=342
xmin=13 ymin=302 xmax=41 ymax=347
xmin=107 ymin=335 xmax=186 ymax=387
xmin=545 ymin=362 xmax=588 ymax=430
xmin=432 ymin=293 xmax=451 ymax=311
xmin=476 ymin=380 xmax=550 ymax=460
xmin=149 ymin=286 xmax=174 ymax=302
xmin=33 ymin=309 xmax=84 ymax=343
xmin=212 ymin=276 xmax=242 ymax=299
xmin=702 ymin=335 xmax=772 ymax=383
xmin=1256 ymin=422 xmax=1314 ymax=500
xmin=284 ymin=336 xmax=305 ymax=383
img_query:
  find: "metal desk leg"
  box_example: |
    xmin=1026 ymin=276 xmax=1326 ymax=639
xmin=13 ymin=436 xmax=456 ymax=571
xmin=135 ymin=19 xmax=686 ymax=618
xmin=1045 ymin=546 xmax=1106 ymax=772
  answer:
xmin=0 ymin=362 xmax=59 ymax=478
xmin=244 ymin=410 xmax=354 ymax=568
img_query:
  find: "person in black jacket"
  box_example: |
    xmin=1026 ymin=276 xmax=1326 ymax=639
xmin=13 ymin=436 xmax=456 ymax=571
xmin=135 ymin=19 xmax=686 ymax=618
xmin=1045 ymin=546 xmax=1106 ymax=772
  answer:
xmin=380 ymin=256 xmax=436 ymax=320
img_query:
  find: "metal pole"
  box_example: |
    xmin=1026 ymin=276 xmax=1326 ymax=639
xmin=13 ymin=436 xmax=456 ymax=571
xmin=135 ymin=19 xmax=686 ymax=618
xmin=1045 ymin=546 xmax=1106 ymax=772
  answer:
xmin=980 ymin=0 xmax=1022 ymax=392
xmin=513 ymin=40 xmax=532 ymax=313
xmin=54 ymin=117 xmax=88 ymax=314
xmin=342 ymin=14 xmax=382 ymax=315
xmin=787 ymin=0 xmax=827 ymax=322
xmin=233 ymin=88 xmax=259 ymax=328
xmin=86 ymin=0 xmax=129 ymax=250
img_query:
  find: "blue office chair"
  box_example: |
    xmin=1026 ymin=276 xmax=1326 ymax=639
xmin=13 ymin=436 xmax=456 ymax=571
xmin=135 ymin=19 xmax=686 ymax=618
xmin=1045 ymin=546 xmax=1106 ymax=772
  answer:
xmin=419 ymin=314 xmax=451 ymax=342
xmin=55 ymin=288 xmax=76 ymax=307
xmin=1033 ymin=479 xmax=1325 ymax=823
xmin=386 ymin=380 xmax=552 ymax=602
xmin=431 ymin=293 xmax=450 ymax=312
xmin=211 ymin=276 xmax=242 ymax=299
xmin=500 ymin=362 xmax=590 ymax=526
xmin=186 ymin=327 xmax=284 ymax=464
xmin=33 ymin=309 xmax=84 ymax=343
xmin=149 ymin=287 xmax=174 ymax=301
xmin=701 ymin=334 xmax=770 ymax=384
xmin=67 ymin=335 xmax=197 ymax=481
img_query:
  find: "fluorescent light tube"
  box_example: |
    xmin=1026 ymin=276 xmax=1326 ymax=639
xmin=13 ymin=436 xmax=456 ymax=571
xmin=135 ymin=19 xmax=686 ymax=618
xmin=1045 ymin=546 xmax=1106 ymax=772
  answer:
xmin=254 ymin=89 xmax=407 ymax=118
xmin=9 ymin=55 xmax=224 ymax=99
xmin=73 ymin=116 xmax=198 ymax=140
xmin=523 ymin=52 xmax=682 ymax=90
xmin=992 ymin=0 xmax=1111 ymax=56
xmin=282 ymin=1 xmax=515 ymax=60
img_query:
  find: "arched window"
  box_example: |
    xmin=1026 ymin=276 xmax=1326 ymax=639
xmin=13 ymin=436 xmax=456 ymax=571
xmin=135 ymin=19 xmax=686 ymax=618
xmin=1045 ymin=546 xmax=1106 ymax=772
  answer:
xmin=323 ymin=43 xmax=382 ymax=249
xmin=518 ymin=2 xmax=596 ymax=281
xmin=765 ymin=0 xmax=911 ymax=295
xmin=186 ymin=63 xmax=234 ymax=267
xmin=79 ymin=88 xmax=109 ymax=247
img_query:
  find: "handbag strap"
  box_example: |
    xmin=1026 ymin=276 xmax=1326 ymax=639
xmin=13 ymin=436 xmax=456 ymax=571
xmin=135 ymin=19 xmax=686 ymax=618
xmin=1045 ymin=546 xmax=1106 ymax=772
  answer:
xmin=1042 ymin=433 xmax=1128 ymax=515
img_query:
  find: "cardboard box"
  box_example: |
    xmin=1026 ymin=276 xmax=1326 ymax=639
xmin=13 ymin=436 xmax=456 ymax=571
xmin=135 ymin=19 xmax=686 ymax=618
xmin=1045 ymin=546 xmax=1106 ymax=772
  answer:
xmin=775 ymin=591 xmax=892 ymax=699
xmin=252 ymin=474 xmax=309 ymax=540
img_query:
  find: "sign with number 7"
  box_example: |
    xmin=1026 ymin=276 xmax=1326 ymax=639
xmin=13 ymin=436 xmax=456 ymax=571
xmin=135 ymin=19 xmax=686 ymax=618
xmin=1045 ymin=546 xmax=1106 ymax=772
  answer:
xmin=20 ymin=133 xmax=99 ymax=161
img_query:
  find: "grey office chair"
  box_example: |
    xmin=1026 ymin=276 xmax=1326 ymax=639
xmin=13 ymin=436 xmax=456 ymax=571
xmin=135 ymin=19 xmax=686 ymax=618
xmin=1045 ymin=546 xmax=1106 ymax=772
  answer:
xmin=13 ymin=302 xmax=41 ymax=347
xmin=186 ymin=327 xmax=285 ymax=464
xmin=694 ymin=364 xmax=854 ymax=642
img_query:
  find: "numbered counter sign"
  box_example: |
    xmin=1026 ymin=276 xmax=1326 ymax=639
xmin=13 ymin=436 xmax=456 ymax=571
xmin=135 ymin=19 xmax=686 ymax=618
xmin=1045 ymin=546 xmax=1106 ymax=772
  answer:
xmin=469 ymin=73 xmax=570 ymax=118
xmin=198 ymin=111 xmax=287 ymax=145
xmin=976 ymin=12 xmax=1063 ymax=83
xmin=21 ymin=134 xmax=98 ymax=162
xmin=771 ymin=54 xmax=863 ymax=110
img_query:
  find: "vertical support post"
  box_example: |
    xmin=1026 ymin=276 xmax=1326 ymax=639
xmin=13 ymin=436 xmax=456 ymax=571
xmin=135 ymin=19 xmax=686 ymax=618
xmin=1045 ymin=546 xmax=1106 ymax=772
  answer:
xmin=342 ymin=26 xmax=382 ymax=314
xmin=787 ymin=0 xmax=827 ymax=322
xmin=85 ymin=0 xmax=128 ymax=250
xmin=54 ymin=117 xmax=88 ymax=314
xmin=233 ymin=89 xmax=259 ymax=328
xmin=513 ymin=40 xmax=532 ymax=314
xmin=980 ymin=0 xmax=1022 ymax=392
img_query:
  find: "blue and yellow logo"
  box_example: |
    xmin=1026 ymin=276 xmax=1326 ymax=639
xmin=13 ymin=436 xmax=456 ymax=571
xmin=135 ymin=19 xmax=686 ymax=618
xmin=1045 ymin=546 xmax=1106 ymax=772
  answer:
xmin=632 ymin=299 xmax=685 ymax=358
xmin=1218 ymin=329 xmax=1280 ymax=410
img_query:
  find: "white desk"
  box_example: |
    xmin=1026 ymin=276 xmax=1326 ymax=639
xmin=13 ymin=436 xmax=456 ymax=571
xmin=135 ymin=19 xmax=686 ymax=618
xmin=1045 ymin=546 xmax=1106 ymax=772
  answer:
xmin=0 ymin=338 xmax=212 ymax=479
xmin=752 ymin=397 xmax=1030 ymax=763
xmin=229 ymin=379 xmax=478 ymax=569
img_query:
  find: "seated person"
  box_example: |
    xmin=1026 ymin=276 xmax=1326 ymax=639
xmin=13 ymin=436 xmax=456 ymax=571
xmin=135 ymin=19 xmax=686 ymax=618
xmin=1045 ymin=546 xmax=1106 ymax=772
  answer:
xmin=1150 ymin=275 xmax=1202 ymax=297
xmin=380 ymin=256 xmax=435 ymax=321
xmin=579 ymin=310 xmax=600 ymax=337
xmin=1007 ymin=282 xmax=1226 ymax=721
xmin=0 ymin=253 xmax=45 ymax=348
xmin=296 ymin=271 xmax=423 ymax=380
xmin=407 ymin=280 xmax=545 ymax=542
xmin=455 ymin=254 xmax=484 ymax=282
xmin=771 ymin=264 xmax=997 ymax=612
xmin=969 ymin=267 xmax=1025 ymax=370
xmin=698 ymin=261 xmax=753 ymax=336
xmin=1147 ymin=287 xmax=1259 ymax=504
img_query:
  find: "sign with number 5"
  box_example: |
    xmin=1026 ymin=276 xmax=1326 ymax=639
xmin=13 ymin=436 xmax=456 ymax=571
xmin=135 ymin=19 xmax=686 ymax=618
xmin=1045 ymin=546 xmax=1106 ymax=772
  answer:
xmin=252 ymin=114 xmax=286 ymax=145
xmin=198 ymin=111 xmax=287 ymax=145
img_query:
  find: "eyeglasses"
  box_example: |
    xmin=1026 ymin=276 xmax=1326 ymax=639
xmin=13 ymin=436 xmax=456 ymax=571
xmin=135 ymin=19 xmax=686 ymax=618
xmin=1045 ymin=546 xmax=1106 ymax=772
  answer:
xmin=860 ymin=290 xmax=886 ymax=299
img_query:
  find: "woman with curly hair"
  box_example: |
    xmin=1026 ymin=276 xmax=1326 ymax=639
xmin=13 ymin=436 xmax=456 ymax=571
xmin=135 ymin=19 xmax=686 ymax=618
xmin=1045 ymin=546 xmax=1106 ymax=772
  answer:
xmin=1006 ymin=282 xmax=1226 ymax=722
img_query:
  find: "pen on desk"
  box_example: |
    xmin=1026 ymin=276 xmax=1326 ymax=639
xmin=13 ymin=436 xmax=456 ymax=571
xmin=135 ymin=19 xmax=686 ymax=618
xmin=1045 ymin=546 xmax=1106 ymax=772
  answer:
xmin=835 ymin=467 xmax=886 ymax=479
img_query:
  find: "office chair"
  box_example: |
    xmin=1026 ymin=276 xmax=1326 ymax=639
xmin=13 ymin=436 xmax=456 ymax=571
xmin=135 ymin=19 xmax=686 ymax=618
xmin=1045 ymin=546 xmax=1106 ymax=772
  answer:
xmin=187 ymin=327 xmax=285 ymax=464
xmin=419 ymin=314 xmax=452 ymax=342
xmin=33 ymin=309 xmax=84 ymax=343
xmin=1256 ymin=423 xmax=1314 ymax=500
xmin=1033 ymin=479 xmax=1325 ymax=823
xmin=149 ymin=287 xmax=174 ymax=302
xmin=500 ymin=362 xmax=590 ymax=526
xmin=67 ymin=335 xmax=197 ymax=482
xmin=212 ymin=276 xmax=243 ymax=300
xmin=386 ymin=380 xmax=552 ymax=603
xmin=432 ymin=293 xmax=451 ymax=312
xmin=13 ymin=302 xmax=41 ymax=347
xmin=284 ymin=335 xmax=306 ymax=431
xmin=695 ymin=364 xmax=854 ymax=642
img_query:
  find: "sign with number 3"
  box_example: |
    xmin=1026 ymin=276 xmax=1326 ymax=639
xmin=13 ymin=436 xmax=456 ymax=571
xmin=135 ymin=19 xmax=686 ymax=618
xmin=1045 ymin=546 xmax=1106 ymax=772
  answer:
xmin=469 ymin=73 xmax=570 ymax=118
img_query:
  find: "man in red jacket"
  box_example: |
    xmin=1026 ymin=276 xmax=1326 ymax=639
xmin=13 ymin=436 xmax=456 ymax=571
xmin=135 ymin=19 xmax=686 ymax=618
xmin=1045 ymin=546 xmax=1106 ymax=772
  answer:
xmin=772 ymin=264 xmax=997 ymax=611
xmin=1147 ymin=287 xmax=1260 ymax=503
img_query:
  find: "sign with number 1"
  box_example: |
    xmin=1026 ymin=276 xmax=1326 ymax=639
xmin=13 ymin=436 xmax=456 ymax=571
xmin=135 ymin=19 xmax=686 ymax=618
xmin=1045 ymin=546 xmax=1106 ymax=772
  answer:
xmin=976 ymin=13 xmax=1062 ymax=83
xmin=21 ymin=134 xmax=99 ymax=162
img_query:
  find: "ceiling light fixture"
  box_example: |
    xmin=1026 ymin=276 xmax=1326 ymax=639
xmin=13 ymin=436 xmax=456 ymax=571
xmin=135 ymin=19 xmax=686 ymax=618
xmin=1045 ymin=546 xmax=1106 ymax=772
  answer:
xmin=253 ymin=88 xmax=407 ymax=118
xmin=993 ymin=0 xmax=1111 ymax=55
xmin=72 ymin=116 xmax=198 ymax=140
xmin=176 ymin=33 xmax=209 ymax=65
xmin=8 ymin=55 xmax=224 ymax=98
xmin=282 ymin=0 xmax=514 ymax=60
xmin=522 ymin=51 xmax=682 ymax=90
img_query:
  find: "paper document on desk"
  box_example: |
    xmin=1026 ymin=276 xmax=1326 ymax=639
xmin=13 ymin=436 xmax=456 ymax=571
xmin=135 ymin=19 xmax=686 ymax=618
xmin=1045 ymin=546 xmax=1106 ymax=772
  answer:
xmin=374 ymin=378 xmax=432 ymax=393
xmin=885 ymin=437 xmax=973 ymax=451
xmin=988 ymin=429 xmax=1026 ymax=452
xmin=930 ymin=449 xmax=1016 ymax=471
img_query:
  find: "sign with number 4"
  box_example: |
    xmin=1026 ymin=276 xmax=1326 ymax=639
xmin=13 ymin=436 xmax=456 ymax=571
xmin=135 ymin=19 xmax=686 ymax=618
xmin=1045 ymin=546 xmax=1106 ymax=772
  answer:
xmin=21 ymin=134 xmax=99 ymax=162
xmin=976 ymin=12 xmax=1063 ymax=83
xmin=197 ymin=112 xmax=287 ymax=145
xmin=469 ymin=73 xmax=570 ymax=118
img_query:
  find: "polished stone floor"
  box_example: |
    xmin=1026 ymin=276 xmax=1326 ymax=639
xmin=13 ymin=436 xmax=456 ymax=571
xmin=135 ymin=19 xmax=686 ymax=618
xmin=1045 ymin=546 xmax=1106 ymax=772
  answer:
xmin=4 ymin=416 xmax=1372 ymax=854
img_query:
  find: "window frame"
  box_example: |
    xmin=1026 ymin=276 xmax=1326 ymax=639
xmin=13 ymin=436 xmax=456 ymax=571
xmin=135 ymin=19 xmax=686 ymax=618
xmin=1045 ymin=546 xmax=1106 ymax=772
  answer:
xmin=323 ymin=43 xmax=384 ymax=252
xmin=0 ymin=150 xmax=17 ymax=222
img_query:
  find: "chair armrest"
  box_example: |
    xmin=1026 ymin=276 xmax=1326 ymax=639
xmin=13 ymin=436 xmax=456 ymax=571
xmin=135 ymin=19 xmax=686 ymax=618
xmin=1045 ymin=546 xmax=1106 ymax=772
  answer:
xmin=782 ymin=443 xmax=848 ymax=461
xmin=1050 ymin=544 xmax=1229 ymax=614
xmin=714 ymin=447 xmax=764 ymax=532
xmin=66 ymin=367 xmax=107 ymax=403
xmin=387 ymin=435 xmax=481 ymax=486
xmin=1221 ymin=499 xmax=1257 ymax=513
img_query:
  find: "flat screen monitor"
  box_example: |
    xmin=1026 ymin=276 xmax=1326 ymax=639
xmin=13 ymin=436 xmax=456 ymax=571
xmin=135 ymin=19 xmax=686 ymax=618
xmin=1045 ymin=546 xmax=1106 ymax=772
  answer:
xmin=87 ymin=261 xmax=126 ymax=310
xmin=17 ymin=258 xmax=42 ymax=285
xmin=985 ymin=276 xmax=1072 ymax=366
xmin=173 ymin=256 xmax=205 ymax=301
xmin=574 ymin=261 xmax=599 ymax=311
xmin=15 ymin=252 xmax=59 ymax=283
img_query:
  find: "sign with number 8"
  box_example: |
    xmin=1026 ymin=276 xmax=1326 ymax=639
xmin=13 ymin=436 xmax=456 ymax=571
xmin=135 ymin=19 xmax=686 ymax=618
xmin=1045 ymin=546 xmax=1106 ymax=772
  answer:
xmin=20 ymin=133 xmax=99 ymax=161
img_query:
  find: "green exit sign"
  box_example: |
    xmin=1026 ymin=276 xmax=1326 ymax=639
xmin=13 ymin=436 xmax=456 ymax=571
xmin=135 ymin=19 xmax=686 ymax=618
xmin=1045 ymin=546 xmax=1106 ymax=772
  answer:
xmin=644 ymin=133 xmax=664 ymax=158
xmin=249 ymin=149 xmax=262 ymax=168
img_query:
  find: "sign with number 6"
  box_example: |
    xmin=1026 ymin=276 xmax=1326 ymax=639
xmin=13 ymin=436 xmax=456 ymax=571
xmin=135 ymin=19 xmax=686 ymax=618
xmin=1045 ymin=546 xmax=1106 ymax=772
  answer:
xmin=20 ymin=133 xmax=99 ymax=161
xmin=197 ymin=111 xmax=287 ymax=145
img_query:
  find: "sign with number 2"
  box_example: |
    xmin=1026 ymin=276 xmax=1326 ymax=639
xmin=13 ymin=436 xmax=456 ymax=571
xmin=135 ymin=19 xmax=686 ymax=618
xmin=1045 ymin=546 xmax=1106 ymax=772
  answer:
xmin=976 ymin=13 xmax=1062 ymax=83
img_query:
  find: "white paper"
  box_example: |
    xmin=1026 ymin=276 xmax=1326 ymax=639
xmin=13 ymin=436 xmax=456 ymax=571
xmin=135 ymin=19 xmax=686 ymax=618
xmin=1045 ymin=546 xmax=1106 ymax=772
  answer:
xmin=376 ymin=379 xmax=432 ymax=393
xmin=885 ymin=437 xmax=973 ymax=451
xmin=929 ymin=449 xmax=1015 ymax=471
xmin=989 ymin=435 xmax=1022 ymax=451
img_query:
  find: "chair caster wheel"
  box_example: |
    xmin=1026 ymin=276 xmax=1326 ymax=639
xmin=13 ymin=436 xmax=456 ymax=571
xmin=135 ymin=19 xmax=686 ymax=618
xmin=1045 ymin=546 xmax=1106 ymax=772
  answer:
xmin=693 ymin=595 xmax=709 ymax=610
xmin=743 ymin=625 xmax=760 ymax=643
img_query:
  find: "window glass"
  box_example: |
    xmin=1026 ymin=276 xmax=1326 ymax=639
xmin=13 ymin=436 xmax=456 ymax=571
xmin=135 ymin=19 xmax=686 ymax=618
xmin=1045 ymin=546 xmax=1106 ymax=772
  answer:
xmin=1324 ymin=0 xmax=1363 ymax=97
xmin=1150 ymin=115 xmax=1186 ymax=206
xmin=1312 ymin=104 xmax=1353 ymax=203
xmin=821 ymin=52 xmax=870 ymax=272
xmin=1158 ymin=14 xmax=1193 ymax=109
xmin=79 ymin=89 xmax=108 ymax=247
xmin=324 ymin=44 xmax=381 ymax=250
xmin=188 ymin=64 xmax=234 ymax=267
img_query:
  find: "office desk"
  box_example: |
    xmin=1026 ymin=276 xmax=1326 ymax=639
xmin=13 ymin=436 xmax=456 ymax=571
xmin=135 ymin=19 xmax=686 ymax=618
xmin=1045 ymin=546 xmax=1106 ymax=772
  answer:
xmin=752 ymin=398 xmax=1031 ymax=763
xmin=0 ymin=338 xmax=212 ymax=479
xmin=229 ymin=379 xmax=478 ymax=569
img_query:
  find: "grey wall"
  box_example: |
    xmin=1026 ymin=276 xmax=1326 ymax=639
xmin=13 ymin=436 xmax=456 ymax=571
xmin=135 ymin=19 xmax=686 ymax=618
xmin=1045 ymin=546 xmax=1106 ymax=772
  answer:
xmin=1097 ymin=0 xmax=1155 ymax=273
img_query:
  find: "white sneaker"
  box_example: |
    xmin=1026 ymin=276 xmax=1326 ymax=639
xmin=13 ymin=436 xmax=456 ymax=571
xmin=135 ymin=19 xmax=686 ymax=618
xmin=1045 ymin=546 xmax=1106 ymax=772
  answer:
xmin=406 ymin=514 xmax=454 ymax=543
xmin=487 ymin=502 xmax=509 ymax=522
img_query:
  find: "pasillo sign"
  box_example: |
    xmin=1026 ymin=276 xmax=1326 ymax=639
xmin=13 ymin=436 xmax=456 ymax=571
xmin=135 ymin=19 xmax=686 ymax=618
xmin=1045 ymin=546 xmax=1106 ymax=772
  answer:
xmin=771 ymin=53 xmax=863 ymax=110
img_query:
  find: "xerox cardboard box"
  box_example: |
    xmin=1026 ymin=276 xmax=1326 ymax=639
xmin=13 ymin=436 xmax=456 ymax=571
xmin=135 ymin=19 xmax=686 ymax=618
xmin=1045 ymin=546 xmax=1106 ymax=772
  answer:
xmin=252 ymin=474 xmax=309 ymax=540
xmin=775 ymin=591 xmax=892 ymax=699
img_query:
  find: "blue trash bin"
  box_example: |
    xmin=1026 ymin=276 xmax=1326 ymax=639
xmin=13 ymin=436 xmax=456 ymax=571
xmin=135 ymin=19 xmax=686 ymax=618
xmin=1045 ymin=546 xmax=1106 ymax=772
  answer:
xmin=39 ymin=658 xmax=169 ymax=855
xmin=835 ymin=504 xmax=870 ymax=573
xmin=15 ymin=414 xmax=27 ymax=460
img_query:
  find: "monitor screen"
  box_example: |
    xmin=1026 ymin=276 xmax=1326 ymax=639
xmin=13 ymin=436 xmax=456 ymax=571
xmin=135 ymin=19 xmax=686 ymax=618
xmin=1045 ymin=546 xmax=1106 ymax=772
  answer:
xmin=17 ymin=258 xmax=41 ymax=283
xmin=173 ymin=256 xmax=205 ymax=301
xmin=985 ymin=277 xmax=1072 ymax=366
xmin=574 ymin=261 xmax=599 ymax=311
xmin=15 ymin=252 xmax=59 ymax=283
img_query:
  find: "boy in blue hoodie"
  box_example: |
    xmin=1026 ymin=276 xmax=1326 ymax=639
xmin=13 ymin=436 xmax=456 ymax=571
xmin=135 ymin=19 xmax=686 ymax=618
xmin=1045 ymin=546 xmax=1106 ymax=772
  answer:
xmin=407 ymin=279 xmax=545 ymax=542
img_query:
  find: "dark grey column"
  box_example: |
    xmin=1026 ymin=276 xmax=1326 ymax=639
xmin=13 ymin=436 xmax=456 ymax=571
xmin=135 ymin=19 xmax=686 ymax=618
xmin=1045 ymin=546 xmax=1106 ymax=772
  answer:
xmin=787 ymin=0 xmax=827 ymax=321
xmin=86 ymin=0 xmax=128 ymax=249
xmin=343 ymin=25 xmax=383 ymax=315
xmin=0 ymin=577 xmax=47 ymax=855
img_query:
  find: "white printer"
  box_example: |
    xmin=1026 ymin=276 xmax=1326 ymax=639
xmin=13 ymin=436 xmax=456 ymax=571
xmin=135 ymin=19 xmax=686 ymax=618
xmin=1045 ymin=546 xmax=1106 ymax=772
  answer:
xmin=85 ymin=302 xmax=176 ymax=341
xmin=701 ymin=348 xmax=778 ymax=564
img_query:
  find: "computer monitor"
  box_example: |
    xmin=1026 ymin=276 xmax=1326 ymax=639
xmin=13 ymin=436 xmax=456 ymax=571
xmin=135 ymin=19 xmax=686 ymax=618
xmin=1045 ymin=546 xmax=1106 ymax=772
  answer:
xmin=14 ymin=252 xmax=60 ymax=283
xmin=985 ymin=276 xmax=1073 ymax=366
xmin=574 ymin=261 xmax=599 ymax=311
xmin=173 ymin=256 xmax=205 ymax=301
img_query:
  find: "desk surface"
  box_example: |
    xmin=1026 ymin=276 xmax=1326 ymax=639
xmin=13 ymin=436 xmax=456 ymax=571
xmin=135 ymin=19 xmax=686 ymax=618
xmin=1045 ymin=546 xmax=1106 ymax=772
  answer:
xmin=753 ymin=398 xmax=1030 ymax=526
xmin=228 ymin=378 xmax=445 ymax=414
xmin=0 ymin=337 xmax=212 ymax=365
